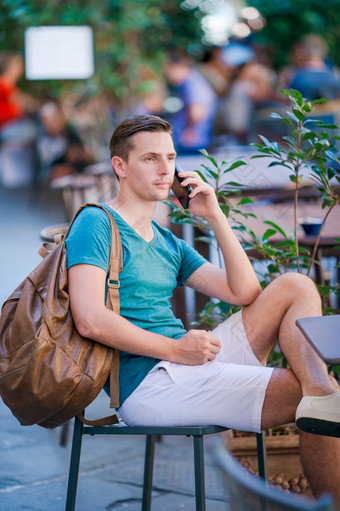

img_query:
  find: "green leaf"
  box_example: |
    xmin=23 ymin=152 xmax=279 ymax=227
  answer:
xmin=321 ymin=124 xmax=338 ymax=130
xmin=302 ymin=102 xmax=314 ymax=114
xmin=250 ymin=153 xmax=272 ymax=159
xmin=273 ymin=240 xmax=296 ymax=249
xmin=268 ymin=161 xmax=289 ymax=168
xmin=327 ymin=168 xmax=337 ymax=179
xmin=199 ymin=149 xmax=219 ymax=168
xmin=219 ymin=204 xmax=230 ymax=216
xmin=301 ymin=131 xmax=317 ymax=141
xmin=224 ymin=160 xmax=247 ymax=172
xmin=292 ymin=108 xmax=305 ymax=121
xmin=237 ymin=197 xmax=254 ymax=205
xmin=312 ymin=98 xmax=327 ymax=105
xmin=224 ymin=181 xmax=244 ymax=187
xmin=325 ymin=150 xmax=340 ymax=163
xmin=262 ymin=228 xmax=277 ymax=239
xmin=196 ymin=170 xmax=209 ymax=183
xmin=281 ymin=118 xmax=296 ymax=128
xmin=200 ymin=164 xmax=218 ymax=179
xmin=269 ymin=112 xmax=284 ymax=120
xmin=257 ymin=135 xmax=281 ymax=154
xmin=286 ymin=111 xmax=300 ymax=124
xmin=263 ymin=220 xmax=288 ymax=239
xmin=287 ymin=151 xmax=304 ymax=159
xmin=282 ymin=135 xmax=297 ymax=147
xmin=317 ymin=284 xmax=333 ymax=296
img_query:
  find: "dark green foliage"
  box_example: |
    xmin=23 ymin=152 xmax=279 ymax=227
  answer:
xmin=0 ymin=0 xmax=203 ymax=103
xmin=246 ymin=0 xmax=340 ymax=69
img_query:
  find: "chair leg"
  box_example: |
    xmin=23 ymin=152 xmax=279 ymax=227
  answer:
xmin=256 ymin=431 xmax=267 ymax=480
xmin=60 ymin=421 xmax=70 ymax=447
xmin=193 ymin=435 xmax=206 ymax=511
xmin=142 ymin=435 xmax=156 ymax=511
xmin=65 ymin=416 xmax=84 ymax=511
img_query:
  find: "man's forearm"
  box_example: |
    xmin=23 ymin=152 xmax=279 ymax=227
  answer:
xmin=77 ymin=306 xmax=176 ymax=359
xmin=207 ymin=209 xmax=261 ymax=303
xmin=75 ymin=305 xmax=220 ymax=366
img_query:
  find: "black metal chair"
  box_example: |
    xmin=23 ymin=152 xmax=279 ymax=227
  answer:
xmin=65 ymin=414 xmax=267 ymax=511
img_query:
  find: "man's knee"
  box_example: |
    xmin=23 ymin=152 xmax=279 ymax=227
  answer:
xmin=273 ymin=272 xmax=320 ymax=304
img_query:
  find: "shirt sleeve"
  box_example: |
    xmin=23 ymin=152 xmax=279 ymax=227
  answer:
xmin=65 ymin=206 xmax=111 ymax=271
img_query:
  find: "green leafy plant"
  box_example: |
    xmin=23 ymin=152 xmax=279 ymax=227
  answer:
xmin=168 ymin=90 xmax=340 ymax=365
xmin=251 ymin=89 xmax=340 ymax=276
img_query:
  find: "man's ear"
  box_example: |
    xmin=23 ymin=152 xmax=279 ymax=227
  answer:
xmin=111 ymin=156 xmax=126 ymax=179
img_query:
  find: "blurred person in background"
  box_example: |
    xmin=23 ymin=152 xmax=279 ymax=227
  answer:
xmin=37 ymin=101 xmax=94 ymax=184
xmin=198 ymin=46 xmax=233 ymax=147
xmin=222 ymin=58 xmax=278 ymax=144
xmin=198 ymin=46 xmax=231 ymax=98
xmin=285 ymin=34 xmax=340 ymax=101
xmin=130 ymin=65 xmax=167 ymax=116
xmin=133 ymin=80 xmax=167 ymax=116
xmin=164 ymin=51 xmax=217 ymax=155
xmin=0 ymin=51 xmax=39 ymax=188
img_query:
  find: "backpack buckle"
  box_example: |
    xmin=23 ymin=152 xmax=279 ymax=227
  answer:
xmin=108 ymin=279 xmax=120 ymax=289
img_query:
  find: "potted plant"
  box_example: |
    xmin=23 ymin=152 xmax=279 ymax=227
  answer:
xmin=167 ymin=90 xmax=340 ymax=491
xmin=168 ymin=88 xmax=340 ymax=342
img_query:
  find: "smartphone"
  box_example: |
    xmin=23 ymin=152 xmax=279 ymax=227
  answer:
xmin=171 ymin=166 xmax=192 ymax=209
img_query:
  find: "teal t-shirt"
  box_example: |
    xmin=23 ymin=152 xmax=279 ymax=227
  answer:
xmin=66 ymin=204 xmax=207 ymax=405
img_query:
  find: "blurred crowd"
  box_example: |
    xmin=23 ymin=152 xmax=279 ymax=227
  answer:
xmin=1 ymin=33 xmax=340 ymax=189
xmin=0 ymin=51 xmax=94 ymax=188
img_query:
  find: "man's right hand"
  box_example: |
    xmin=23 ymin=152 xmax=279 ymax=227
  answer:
xmin=172 ymin=330 xmax=221 ymax=365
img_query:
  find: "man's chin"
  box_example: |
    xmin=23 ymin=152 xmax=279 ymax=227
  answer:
xmin=154 ymin=189 xmax=171 ymax=201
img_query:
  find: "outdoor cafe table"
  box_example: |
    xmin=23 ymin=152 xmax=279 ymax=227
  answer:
xmin=177 ymin=148 xmax=340 ymax=204
xmin=296 ymin=315 xmax=340 ymax=365
xmin=235 ymin=198 xmax=340 ymax=285
xmin=296 ymin=315 xmax=340 ymax=442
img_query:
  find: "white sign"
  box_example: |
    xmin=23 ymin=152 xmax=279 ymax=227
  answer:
xmin=25 ymin=26 xmax=94 ymax=80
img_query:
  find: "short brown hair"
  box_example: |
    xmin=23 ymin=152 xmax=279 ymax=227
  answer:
xmin=109 ymin=114 xmax=173 ymax=162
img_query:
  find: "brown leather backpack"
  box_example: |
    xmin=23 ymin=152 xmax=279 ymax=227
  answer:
xmin=0 ymin=203 xmax=122 ymax=428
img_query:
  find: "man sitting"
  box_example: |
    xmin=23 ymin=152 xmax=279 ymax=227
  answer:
xmin=66 ymin=114 xmax=340 ymax=506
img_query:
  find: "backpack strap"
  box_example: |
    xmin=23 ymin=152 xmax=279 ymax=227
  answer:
xmin=39 ymin=203 xmax=123 ymax=426
xmin=69 ymin=203 xmax=123 ymax=411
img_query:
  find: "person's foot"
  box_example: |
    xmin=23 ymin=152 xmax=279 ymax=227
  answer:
xmin=296 ymin=392 xmax=340 ymax=437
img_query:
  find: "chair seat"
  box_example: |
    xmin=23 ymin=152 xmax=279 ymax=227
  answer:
xmin=83 ymin=422 xmax=227 ymax=436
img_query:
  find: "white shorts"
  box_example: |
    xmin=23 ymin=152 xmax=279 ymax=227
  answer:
xmin=119 ymin=310 xmax=274 ymax=433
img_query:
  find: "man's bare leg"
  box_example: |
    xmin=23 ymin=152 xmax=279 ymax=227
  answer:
xmin=243 ymin=273 xmax=335 ymax=396
xmin=242 ymin=272 xmax=340 ymax=504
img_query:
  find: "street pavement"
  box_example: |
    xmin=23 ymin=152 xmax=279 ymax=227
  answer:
xmin=0 ymin=185 xmax=230 ymax=511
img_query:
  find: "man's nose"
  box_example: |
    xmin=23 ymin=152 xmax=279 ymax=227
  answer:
xmin=158 ymin=159 xmax=172 ymax=175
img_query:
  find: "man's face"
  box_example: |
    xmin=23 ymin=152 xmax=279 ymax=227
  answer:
xmin=118 ymin=131 xmax=176 ymax=203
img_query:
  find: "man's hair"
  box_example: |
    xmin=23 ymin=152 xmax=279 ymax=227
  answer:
xmin=109 ymin=114 xmax=173 ymax=163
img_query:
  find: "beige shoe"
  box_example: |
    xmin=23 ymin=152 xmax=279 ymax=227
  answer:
xmin=296 ymin=392 xmax=340 ymax=437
